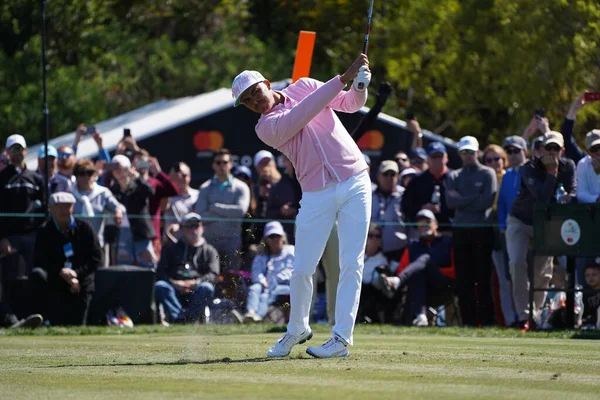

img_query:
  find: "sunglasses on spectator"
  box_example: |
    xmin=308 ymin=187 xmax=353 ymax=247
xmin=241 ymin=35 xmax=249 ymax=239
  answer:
xmin=382 ymin=171 xmax=397 ymax=177
xmin=76 ymin=170 xmax=95 ymax=177
xmin=460 ymin=150 xmax=475 ymax=155
xmin=267 ymin=234 xmax=282 ymax=239
xmin=183 ymin=223 xmax=201 ymax=229
xmin=485 ymin=156 xmax=501 ymax=164
xmin=58 ymin=152 xmax=73 ymax=159
xmin=8 ymin=145 xmax=24 ymax=153
xmin=368 ymin=233 xmax=382 ymax=239
xmin=589 ymin=146 xmax=600 ymax=153
xmin=505 ymin=148 xmax=521 ymax=155
xmin=544 ymin=145 xmax=561 ymax=152
xmin=213 ymin=160 xmax=229 ymax=165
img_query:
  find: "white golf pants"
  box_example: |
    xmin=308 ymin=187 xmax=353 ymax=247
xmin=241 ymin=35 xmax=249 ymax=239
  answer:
xmin=288 ymin=170 xmax=372 ymax=345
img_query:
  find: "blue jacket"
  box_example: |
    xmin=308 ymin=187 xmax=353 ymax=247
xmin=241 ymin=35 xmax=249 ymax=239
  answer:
xmin=497 ymin=167 xmax=523 ymax=230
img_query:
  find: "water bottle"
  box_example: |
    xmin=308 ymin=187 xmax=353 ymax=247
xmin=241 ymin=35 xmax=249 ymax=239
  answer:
xmin=431 ymin=185 xmax=441 ymax=205
xmin=555 ymin=183 xmax=567 ymax=204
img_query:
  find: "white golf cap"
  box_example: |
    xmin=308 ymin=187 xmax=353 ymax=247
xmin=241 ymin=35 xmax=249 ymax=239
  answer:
xmin=264 ymin=221 xmax=285 ymax=237
xmin=586 ymin=130 xmax=600 ymax=150
xmin=378 ymin=160 xmax=399 ymax=174
xmin=111 ymin=154 xmax=131 ymax=169
xmin=254 ymin=150 xmax=274 ymax=167
xmin=6 ymin=134 xmax=26 ymax=149
xmin=416 ymin=209 xmax=436 ymax=221
xmin=232 ymin=70 xmax=266 ymax=107
xmin=49 ymin=191 xmax=76 ymax=206
xmin=458 ymin=136 xmax=479 ymax=152
xmin=542 ymin=131 xmax=564 ymax=148
xmin=182 ymin=212 xmax=202 ymax=225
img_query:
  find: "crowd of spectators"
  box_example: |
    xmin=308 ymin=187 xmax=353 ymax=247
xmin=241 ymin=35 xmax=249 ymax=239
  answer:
xmin=1 ymin=91 xmax=599 ymax=331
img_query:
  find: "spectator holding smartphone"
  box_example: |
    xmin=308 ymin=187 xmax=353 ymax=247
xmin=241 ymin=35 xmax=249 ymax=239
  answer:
xmin=72 ymin=124 xmax=111 ymax=162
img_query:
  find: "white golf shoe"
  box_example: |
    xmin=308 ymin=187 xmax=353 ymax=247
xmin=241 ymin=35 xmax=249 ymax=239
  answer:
xmin=306 ymin=334 xmax=349 ymax=358
xmin=266 ymin=328 xmax=313 ymax=357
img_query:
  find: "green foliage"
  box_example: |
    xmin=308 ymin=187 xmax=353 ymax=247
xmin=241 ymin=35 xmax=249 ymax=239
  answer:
xmin=1 ymin=0 xmax=600 ymax=147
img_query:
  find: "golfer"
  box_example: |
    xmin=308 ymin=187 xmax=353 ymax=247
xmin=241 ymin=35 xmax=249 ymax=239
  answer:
xmin=232 ymin=54 xmax=372 ymax=358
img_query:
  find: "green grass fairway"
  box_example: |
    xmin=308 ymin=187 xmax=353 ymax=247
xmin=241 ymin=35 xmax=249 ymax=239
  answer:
xmin=1 ymin=325 xmax=599 ymax=399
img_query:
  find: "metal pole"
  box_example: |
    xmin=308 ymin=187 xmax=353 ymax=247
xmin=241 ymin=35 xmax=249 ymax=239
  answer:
xmin=40 ymin=0 xmax=50 ymax=216
xmin=566 ymin=256 xmax=575 ymax=328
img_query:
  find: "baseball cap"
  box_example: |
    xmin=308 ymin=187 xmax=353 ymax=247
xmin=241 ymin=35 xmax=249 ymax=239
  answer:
xmin=542 ymin=131 xmax=564 ymax=148
xmin=264 ymin=221 xmax=285 ymax=237
xmin=49 ymin=191 xmax=76 ymax=206
xmin=585 ymin=130 xmax=600 ymax=150
xmin=111 ymin=154 xmax=131 ymax=169
xmin=502 ymin=136 xmax=527 ymax=150
xmin=38 ymin=145 xmax=58 ymax=159
xmin=531 ymin=136 xmax=544 ymax=151
xmin=232 ymin=70 xmax=267 ymax=107
xmin=411 ymin=147 xmax=428 ymax=161
xmin=379 ymin=160 xmax=399 ymax=174
xmin=254 ymin=150 xmax=274 ymax=167
xmin=6 ymin=134 xmax=26 ymax=149
xmin=427 ymin=142 xmax=447 ymax=156
xmin=399 ymin=167 xmax=417 ymax=180
xmin=182 ymin=212 xmax=202 ymax=226
xmin=458 ymin=136 xmax=479 ymax=152
xmin=233 ymin=165 xmax=252 ymax=179
xmin=416 ymin=209 xmax=436 ymax=221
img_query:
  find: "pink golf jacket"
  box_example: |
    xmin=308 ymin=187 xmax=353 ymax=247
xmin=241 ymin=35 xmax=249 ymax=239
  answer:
xmin=255 ymin=76 xmax=369 ymax=192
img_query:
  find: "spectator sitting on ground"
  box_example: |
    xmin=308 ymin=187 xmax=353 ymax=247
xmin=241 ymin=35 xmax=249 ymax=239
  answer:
xmin=31 ymin=192 xmax=103 ymax=326
xmin=195 ymin=148 xmax=250 ymax=271
xmin=71 ymin=159 xmax=125 ymax=249
xmin=108 ymin=155 xmax=157 ymax=267
xmin=164 ymin=162 xmax=199 ymax=243
xmin=52 ymin=144 xmax=76 ymax=193
xmin=154 ymin=213 xmax=219 ymax=324
xmin=357 ymin=223 xmax=391 ymax=323
xmin=446 ymin=136 xmax=497 ymax=326
xmin=375 ymin=209 xmax=455 ymax=327
xmin=242 ymin=221 xmax=294 ymax=322
xmin=132 ymin=149 xmax=178 ymax=259
xmin=582 ymin=260 xmax=600 ymax=329
xmin=371 ymin=160 xmax=407 ymax=261
xmin=402 ymin=142 xmax=453 ymax=233
xmin=506 ymin=131 xmax=576 ymax=330
xmin=0 ymin=135 xmax=44 ymax=270
xmin=410 ymin=147 xmax=428 ymax=172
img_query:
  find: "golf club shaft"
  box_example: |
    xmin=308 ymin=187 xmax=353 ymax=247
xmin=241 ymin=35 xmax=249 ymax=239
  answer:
xmin=362 ymin=0 xmax=375 ymax=55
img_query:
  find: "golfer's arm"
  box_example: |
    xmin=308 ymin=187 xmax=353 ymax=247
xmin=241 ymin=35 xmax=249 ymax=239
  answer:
xmin=256 ymin=77 xmax=345 ymax=148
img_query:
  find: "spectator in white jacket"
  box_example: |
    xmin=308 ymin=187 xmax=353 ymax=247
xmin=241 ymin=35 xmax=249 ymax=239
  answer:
xmin=243 ymin=221 xmax=294 ymax=322
xmin=71 ymin=160 xmax=125 ymax=248
xmin=576 ymin=130 xmax=600 ymax=204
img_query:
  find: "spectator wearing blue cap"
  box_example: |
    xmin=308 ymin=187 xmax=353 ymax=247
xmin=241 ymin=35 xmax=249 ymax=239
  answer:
xmin=37 ymin=145 xmax=58 ymax=185
xmin=410 ymin=147 xmax=428 ymax=172
xmin=402 ymin=142 xmax=454 ymax=232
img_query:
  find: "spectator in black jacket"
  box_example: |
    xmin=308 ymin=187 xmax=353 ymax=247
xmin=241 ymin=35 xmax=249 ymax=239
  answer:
xmin=0 ymin=135 xmax=44 ymax=270
xmin=402 ymin=142 xmax=454 ymax=232
xmin=560 ymin=92 xmax=589 ymax=164
xmin=506 ymin=131 xmax=577 ymax=330
xmin=155 ymin=213 xmax=220 ymax=324
xmin=30 ymin=192 xmax=103 ymax=326
xmin=109 ymin=155 xmax=157 ymax=267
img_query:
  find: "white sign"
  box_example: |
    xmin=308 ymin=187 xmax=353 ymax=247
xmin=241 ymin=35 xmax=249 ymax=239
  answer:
xmin=560 ymin=219 xmax=581 ymax=246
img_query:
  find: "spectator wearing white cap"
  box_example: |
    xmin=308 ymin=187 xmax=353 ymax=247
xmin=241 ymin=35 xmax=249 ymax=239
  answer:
xmin=155 ymin=213 xmax=220 ymax=324
xmin=0 ymin=134 xmax=45 ymax=270
xmin=31 ymin=192 xmax=103 ymax=326
xmin=165 ymin=162 xmax=200 ymax=243
xmin=446 ymin=135 xmax=497 ymax=326
xmin=375 ymin=209 xmax=455 ymax=326
xmin=371 ymin=160 xmax=407 ymax=260
xmin=108 ymin=154 xmax=157 ymax=268
xmin=243 ymin=221 xmax=294 ymax=322
xmin=195 ymin=148 xmax=250 ymax=271
xmin=507 ymin=131 xmax=576 ymax=330
xmin=576 ymin=130 xmax=600 ymax=204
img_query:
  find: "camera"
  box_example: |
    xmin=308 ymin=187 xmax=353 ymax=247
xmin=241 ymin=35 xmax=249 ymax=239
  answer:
xmin=86 ymin=125 xmax=96 ymax=135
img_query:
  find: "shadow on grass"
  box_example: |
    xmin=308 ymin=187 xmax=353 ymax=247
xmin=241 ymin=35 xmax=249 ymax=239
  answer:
xmin=42 ymin=356 xmax=312 ymax=368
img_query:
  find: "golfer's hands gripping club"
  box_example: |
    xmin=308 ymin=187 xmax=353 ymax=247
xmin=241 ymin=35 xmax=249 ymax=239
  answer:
xmin=340 ymin=54 xmax=370 ymax=89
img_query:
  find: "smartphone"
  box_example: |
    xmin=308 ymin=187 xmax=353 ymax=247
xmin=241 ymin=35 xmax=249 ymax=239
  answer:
xmin=584 ymin=92 xmax=600 ymax=102
xmin=123 ymin=128 xmax=131 ymax=138
xmin=406 ymin=111 xmax=415 ymax=121
xmin=534 ymin=109 xmax=545 ymax=118
xmin=86 ymin=125 xmax=96 ymax=135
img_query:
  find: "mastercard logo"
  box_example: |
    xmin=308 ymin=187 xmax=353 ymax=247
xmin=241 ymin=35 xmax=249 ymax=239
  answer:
xmin=193 ymin=130 xmax=224 ymax=151
xmin=357 ymin=130 xmax=384 ymax=151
